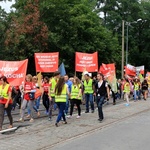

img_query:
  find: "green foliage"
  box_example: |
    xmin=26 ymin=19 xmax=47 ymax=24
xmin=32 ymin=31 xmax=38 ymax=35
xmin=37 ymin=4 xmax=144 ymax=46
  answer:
xmin=2 ymin=0 xmax=150 ymax=76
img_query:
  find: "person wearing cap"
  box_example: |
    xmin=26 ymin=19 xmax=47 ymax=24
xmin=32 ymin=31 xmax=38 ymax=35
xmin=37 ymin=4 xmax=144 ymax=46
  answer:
xmin=83 ymin=73 xmax=95 ymax=113
xmin=0 ymin=76 xmax=13 ymax=130
xmin=94 ymin=73 xmax=110 ymax=122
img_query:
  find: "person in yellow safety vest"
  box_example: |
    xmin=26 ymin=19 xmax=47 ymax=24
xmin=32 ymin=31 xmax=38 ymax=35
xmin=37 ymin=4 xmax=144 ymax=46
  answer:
xmin=133 ymin=78 xmax=140 ymax=101
xmin=0 ymin=76 xmax=13 ymax=131
xmin=83 ymin=73 xmax=94 ymax=113
xmin=49 ymin=71 xmax=60 ymax=121
xmin=67 ymin=77 xmax=82 ymax=119
xmin=123 ymin=78 xmax=130 ymax=106
xmin=55 ymin=76 xmax=69 ymax=127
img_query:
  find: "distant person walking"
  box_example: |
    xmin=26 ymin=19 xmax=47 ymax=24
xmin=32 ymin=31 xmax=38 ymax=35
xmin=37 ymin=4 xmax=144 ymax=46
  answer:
xmin=123 ymin=78 xmax=130 ymax=106
xmin=142 ymin=79 xmax=148 ymax=100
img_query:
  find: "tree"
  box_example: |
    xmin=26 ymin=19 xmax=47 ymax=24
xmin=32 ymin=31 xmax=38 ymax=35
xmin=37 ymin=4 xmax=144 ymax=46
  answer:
xmin=5 ymin=0 xmax=49 ymax=60
xmin=40 ymin=0 xmax=120 ymax=73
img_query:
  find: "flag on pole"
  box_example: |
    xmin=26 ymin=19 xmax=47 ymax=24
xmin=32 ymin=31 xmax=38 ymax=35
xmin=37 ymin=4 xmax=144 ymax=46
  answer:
xmin=58 ymin=62 xmax=66 ymax=76
xmin=37 ymin=72 xmax=42 ymax=88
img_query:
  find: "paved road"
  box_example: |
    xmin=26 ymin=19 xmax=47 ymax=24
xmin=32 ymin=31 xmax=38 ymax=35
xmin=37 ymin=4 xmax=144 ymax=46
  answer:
xmin=0 ymin=98 xmax=150 ymax=150
xmin=50 ymin=108 xmax=150 ymax=150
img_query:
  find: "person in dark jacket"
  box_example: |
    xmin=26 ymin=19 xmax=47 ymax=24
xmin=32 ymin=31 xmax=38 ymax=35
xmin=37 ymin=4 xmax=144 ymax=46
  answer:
xmin=94 ymin=73 xmax=110 ymax=122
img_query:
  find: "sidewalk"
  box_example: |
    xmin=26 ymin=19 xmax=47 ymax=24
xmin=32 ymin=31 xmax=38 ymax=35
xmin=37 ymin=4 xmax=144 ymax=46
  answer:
xmin=0 ymin=98 xmax=150 ymax=150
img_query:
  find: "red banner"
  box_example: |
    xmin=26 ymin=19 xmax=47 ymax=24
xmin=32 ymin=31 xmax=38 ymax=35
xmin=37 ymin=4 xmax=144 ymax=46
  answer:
xmin=0 ymin=59 xmax=28 ymax=86
xmin=75 ymin=52 xmax=98 ymax=72
xmin=35 ymin=52 xmax=59 ymax=72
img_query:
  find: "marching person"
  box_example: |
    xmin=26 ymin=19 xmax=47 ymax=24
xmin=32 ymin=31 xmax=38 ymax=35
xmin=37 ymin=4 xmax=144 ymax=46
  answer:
xmin=83 ymin=73 xmax=94 ymax=113
xmin=64 ymin=74 xmax=72 ymax=115
xmin=32 ymin=76 xmax=41 ymax=117
xmin=68 ymin=77 xmax=82 ymax=119
xmin=49 ymin=71 xmax=60 ymax=121
xmin=133 ymin=78 xmax=140 ymax=101
xmin=141 ymin=79 xmax=148 ymax=100
xmin=123 ymin=78 xmax=130 ymax=106
xmin=55 ymin=76 xmax=69 ymax=127
xmin=19 ymin=74 xmax=35 ymax=122
xmin=41 ymin=76 xmax=51 ymax=115
xmin=94 ymin=73 xmax=110 ymax=122
xmin=0 ymin=76 xmax=13 ymax=130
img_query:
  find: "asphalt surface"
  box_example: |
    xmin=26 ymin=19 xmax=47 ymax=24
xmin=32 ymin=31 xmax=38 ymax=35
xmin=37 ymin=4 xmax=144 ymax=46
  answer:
xmin=50 ymin=107 xmax=150 ymax=150
xmin=0 ymin=97 xmax=150 ymax=150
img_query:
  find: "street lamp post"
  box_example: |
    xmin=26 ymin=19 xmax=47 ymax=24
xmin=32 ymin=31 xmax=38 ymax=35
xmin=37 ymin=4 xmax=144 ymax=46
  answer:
xmin=125 ymin=19 xmax=142 ymax=66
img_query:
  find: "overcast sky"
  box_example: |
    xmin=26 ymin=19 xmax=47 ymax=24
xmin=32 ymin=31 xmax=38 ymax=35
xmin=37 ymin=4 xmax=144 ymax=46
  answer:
xmin=0 ymin=0 xmax=15 ymax=13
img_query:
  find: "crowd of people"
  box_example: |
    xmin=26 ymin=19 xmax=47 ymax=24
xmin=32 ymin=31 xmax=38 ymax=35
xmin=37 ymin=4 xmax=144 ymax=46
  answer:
xmin=0 ymin=71 xmax=149 ymax=130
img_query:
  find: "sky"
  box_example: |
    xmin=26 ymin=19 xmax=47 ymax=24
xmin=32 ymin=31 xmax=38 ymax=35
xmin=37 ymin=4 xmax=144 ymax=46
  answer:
xmin=0 ymin=0 xmax=15 ymax=13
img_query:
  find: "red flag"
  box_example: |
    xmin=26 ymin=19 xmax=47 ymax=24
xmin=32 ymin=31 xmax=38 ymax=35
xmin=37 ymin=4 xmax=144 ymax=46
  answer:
xmin=75 ymin=52 xmax=98 ymax=72
xmin=125 ymin=64 xmax=136 ymax=76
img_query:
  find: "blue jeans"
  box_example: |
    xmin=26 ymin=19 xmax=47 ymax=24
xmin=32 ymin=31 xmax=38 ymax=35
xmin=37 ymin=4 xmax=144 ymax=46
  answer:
xmin=33 ymin=96 xmax=41 ymax=111
xmin=65 ymin=95 xmax=69 ymax=114
xmin=85 ymin=93 xmax=94 ymax=112
xmin=134 ymin=90 xmax=139 ymax=100
xmin=27 ymin=96 xmax=41 ymax=114
xmin=96 ymin=96 xmax=105 ymax=120
xmin=56 ymin=102 xmax=66 ymax=123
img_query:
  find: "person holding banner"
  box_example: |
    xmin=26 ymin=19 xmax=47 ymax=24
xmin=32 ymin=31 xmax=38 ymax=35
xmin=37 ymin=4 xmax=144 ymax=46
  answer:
xmin=83 ymin=73 xmax=95 ymax=113
xmin=94 ymin=73 xmax=110 ymax=122
xmin=49 ymin=71 xmax=60 ymax=121
xmin=19 ymin=74 xmax=35 ymax=122
xmin=41 ymin=76 xmax=51 ymax=115
xmin=55 ymin=76 xmax=69 ymax=127
xmin=0 ymin=76 xmax=13 ymax=130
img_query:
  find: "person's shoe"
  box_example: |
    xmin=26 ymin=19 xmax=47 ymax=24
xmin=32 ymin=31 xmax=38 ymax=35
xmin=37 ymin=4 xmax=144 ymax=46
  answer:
xmin=37 ymin=112 xmax=40 ymax=117
xmin=63 ymin=121 xmax=67 ymax=124
xmin=91 ymin=110 xmax=94 ymax=113
xmin=67 ymin=115 xmax=72 ymax=119
xmin=18 ymin=118 xmax=24 ymax=122
xmin=113 ymin=102 xmax=116 ymax=105
xmin=125 ymin=103 xmax=129 ymax=106
xmin=8 ymin=125 xmax=13 ymax=129
xmin=98 ymin=118 xmax=103 ymax=123
xmin=76 ymin=115 xmax=81 ymax=119
xmin=48 ymin=118 xmax=52 ymax=121
xmin=55 ymin=123 xmax=58 ymax=127
xmin=85 ymin=110 xmax=89 ymax=113
xmin=29 ymin=118 xmax=34 ymax=122
xmin=26 ymin=115 xmax=31 ymax=118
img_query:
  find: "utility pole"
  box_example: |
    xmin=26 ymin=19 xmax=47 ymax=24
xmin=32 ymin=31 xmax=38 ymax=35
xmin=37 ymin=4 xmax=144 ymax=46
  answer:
xmin=126 ymin=23 xmax=129 ymax=65
xmin=122 ymin=20 xmax=125 ymax=79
